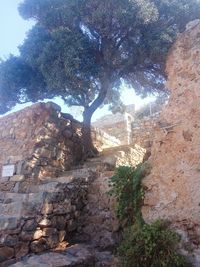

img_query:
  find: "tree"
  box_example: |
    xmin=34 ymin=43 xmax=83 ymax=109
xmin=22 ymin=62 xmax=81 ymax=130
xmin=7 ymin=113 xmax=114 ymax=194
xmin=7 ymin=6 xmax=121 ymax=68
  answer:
xmin=0 ymin=0 xmax=200 ymax=156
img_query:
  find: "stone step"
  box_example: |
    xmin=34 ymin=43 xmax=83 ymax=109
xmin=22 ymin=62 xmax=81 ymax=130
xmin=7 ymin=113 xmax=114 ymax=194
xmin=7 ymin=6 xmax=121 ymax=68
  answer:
xmin=38 ymin=163 xmax=113 ymax=188
xmin=10 ymin=244 xmax=95 ymax=267
xmin=100 ymin=144 xmax=135 ymax=155
xmin=83 ymin=161 xmax=115 ymax=171
xmin=60 ymin=167 xmax=94 ymax=178
xmin=31 ymin=170 xmax=93 ymax=193
xmin=9 ymin=244 xmax=118 ymax=267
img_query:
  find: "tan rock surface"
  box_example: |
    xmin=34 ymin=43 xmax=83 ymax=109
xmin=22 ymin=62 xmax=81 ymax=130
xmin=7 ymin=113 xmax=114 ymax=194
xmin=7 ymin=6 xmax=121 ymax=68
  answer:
xmin=142 ymin=22 xmax=200 ymax=264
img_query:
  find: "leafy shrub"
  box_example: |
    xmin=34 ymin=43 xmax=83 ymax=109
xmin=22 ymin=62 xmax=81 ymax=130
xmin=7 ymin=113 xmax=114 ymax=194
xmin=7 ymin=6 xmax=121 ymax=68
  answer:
xmin=109 ymin=164 xmax=147 ymax=225
xmin=109 ymin=164 xmax=188 ymax=267
xmin=118 ymin=220 xmax=189 ymax=267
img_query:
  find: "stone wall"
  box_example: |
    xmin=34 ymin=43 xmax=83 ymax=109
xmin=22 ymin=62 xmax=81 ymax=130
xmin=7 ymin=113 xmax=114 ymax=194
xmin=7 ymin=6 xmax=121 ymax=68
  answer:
xmin=142 ymin=22 xmax=200 ymax=266
xmin=0 ymin=101 xmax=129 ymax=190
xmin=0 ymin=155 xmax=122 ymax=266
xmin=93 ymin=105 xmax=160 ymax=150
xmin=91 ymin=127 xmax=121 ymax=151
xmin=73 ymin=170 xmax=120 ymax=250
xmin=0 ymin=102 xmax=83 ymax=182
xmin=132 ymin=113 xmax=160 ymax=149
xmin=93 ymin=112 xmax=134 ymax=145
xmin=0 ymin=103 xmax=124 ymax=265
xmin=0 ymin=175 xmax=90 ymax=266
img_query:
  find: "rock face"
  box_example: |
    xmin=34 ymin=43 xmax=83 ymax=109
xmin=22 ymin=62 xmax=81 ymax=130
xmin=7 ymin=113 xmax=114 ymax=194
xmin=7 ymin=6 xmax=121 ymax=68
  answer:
xmin=132 ymin=112 xmax=159 ymax=150
xmin=142 ymin=22 xmax=200 ymax=265
xmin=0 ymin=102 xmax=83 ymax=180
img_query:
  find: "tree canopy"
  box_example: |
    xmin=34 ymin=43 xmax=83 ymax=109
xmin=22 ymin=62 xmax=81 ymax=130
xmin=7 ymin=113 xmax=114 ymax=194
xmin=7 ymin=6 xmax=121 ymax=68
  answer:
xmin=0 ymin=0 xmax=200 ymax=154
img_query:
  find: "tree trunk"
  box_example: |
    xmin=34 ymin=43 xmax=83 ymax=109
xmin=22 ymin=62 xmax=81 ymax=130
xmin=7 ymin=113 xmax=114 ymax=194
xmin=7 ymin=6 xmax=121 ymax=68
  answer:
xmin=81 ymin=73 xmax=111 ymax=159
xmin=82 ymin=108 xmax=98 ymax=158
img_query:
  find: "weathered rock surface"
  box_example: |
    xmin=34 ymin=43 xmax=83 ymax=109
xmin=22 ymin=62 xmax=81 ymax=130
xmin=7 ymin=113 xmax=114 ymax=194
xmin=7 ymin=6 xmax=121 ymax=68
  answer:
xmin=96 ymin=144 xmax=146 ymax=168
xmin=73 ymin=170 xmax=120 ymax=249
xmin=0 ymin=147 xmax=137 ymax=266
xmin=10 ymin=244 xmax=118 ymax=267
xmin=10 ymin=244 xmax=95 ymax=267
xmin=142 ymin=22 xmax=200 ymax=266
xmin=0 ymin=102 xmax=83 ymax=181
xmin=0 ymin=174 xmax=90 ymax=265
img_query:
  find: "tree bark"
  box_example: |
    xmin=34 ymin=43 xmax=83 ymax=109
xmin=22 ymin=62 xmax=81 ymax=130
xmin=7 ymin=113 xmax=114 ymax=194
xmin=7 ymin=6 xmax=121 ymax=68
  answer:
xmin=81 ymin=73 xmax=110 ymax=159
xmin=82 ymin=108 xmax=97 ymax=158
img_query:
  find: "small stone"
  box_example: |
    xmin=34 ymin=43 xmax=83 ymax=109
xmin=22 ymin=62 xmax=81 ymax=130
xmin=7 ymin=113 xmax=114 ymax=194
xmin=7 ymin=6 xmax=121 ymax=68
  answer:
xmin=42 ymin=228 xmax=57 ymax=237
xmin=20 ymin=231 xmax=34 ymax=242
xmin=59 ymin=231 xmax=66 ymax=242
xmin=38 ymin=219 xmax=51 ymax=228
xmin=46 ymin=234 xmax=59 ymax=249
xmin=30 ymin=238 xmax=49 ymax=253
xmin=23 ymin=219 xmax=37 ymax=231
xmin=16 ymin=161 xmax=24 ymax=175
xmin=33 ymin=229 xmax=43 ymax=240
xmin=53 ymin=216 xmax=67 ymax=230
xmin=4 ymin=235 xmax=18 ymax=247
xmin=53 ymin=204 xmax=70 ymax=215
xmin=67 ymin=220 xmax=77 ymax=232
xmin=41 ymin=203 xmax=53 ymax=215
xmin=0 ymin=247 xmax=14 ymax=263
xmin=15 ymin=242 xmax=29 ymax=258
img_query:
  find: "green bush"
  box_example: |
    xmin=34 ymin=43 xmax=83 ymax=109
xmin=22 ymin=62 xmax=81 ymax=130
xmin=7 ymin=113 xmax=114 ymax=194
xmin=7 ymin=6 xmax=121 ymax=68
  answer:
xmin=109 ymin=164 xmax=147 ymax=225
xmin=118 ymin=220 xmax=189 ymax=267
xmin=109 ymin=164 xmax=189 ymax=267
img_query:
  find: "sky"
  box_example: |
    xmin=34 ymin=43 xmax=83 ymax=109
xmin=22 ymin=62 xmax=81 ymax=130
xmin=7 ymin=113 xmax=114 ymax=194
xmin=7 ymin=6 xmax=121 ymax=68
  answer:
xmin=0 ymin=0 xmax=155 ymax=121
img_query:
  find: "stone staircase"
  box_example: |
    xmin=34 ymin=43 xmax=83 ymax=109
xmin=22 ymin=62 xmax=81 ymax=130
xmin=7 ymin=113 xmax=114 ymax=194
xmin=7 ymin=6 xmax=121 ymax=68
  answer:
xmin=0 ymin=144 xmax=146 ymax=266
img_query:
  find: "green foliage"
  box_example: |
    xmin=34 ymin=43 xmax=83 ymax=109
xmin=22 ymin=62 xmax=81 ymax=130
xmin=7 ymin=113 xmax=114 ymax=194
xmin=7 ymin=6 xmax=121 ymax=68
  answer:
xmin=118 ymin=220 xmax=189 ymax=267
xmin=1 ymin=0 xmax=200 ymax=115
xmin=109 ymin=164 xmax=188 ymax=267
xmin=109 ymin=164 xmax=147 ymax=225
xmin=1 ymin=0 xmax=200 ymax=153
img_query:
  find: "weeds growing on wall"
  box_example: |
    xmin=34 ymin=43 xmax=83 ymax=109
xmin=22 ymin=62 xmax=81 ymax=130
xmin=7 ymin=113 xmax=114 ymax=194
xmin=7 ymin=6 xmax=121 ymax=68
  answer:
xmin=108 ymin=164 xmax=147 ymax=226
xmin=109 ymin=164 xmax=189 ymax=267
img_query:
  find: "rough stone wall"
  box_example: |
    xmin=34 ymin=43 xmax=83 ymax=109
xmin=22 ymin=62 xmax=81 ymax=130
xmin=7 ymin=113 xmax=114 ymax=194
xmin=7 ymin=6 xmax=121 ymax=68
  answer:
xmin=0 ymin=157 xmax=121 ymax=266
xmin=93 ymin=112 xmax=134 ymax=145
xmin=0 ymin=102 xmax=83 ymax=181
xmin=73 ymin=170 xmax=120 ymax=250
xmin=0 ymin=176 xmax=90 ymax=266
xmin=91 ymin=127 xmax=121 ymax=151
xmin=93 ymin=107 xmax=160 ymax=150
xmin=132 ymin=113 xmax=159 ymax=149
xmin=142 ymin=22 xmax=200 ymax=265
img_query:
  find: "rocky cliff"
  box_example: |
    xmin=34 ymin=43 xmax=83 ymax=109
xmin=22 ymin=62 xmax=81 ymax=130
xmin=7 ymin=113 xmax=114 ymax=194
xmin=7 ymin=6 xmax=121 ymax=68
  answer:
xmin=142 ymin=22 xmax=200 ymax=265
